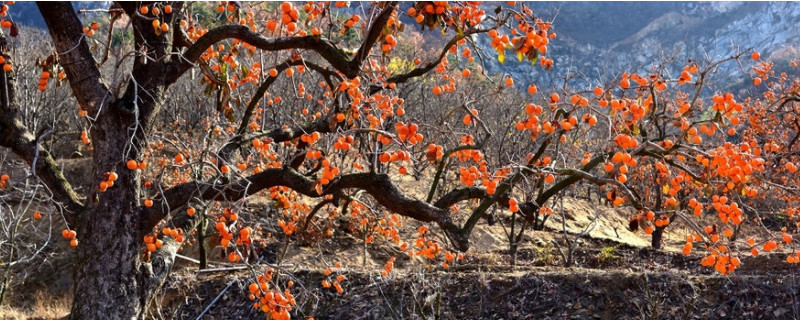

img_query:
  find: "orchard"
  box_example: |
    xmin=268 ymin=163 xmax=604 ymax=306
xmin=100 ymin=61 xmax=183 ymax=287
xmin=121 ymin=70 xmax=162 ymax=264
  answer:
xmin=0 ymin=1 xmax=798 ymax=319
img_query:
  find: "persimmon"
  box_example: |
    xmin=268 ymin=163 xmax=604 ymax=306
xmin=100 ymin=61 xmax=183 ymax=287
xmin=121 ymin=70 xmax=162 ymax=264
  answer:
xmin=782 ymin=232 xmax=793 ymax=244
xmin=763 ymin=239 xmax=778 ymax=252
xmin=127 ymin=159 xmax=138 ymax=170
xmin=12 ymin=3 xmax=800 ymax=316
xmin=504 ymin=77 xmax=514 ymax=87
xmin=682 ymin=242 xmax=692 ymax=256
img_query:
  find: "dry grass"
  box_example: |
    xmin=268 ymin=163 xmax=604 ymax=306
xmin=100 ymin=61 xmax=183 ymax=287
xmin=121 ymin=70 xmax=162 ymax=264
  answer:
xmin=0 ymin=291 xmax=70 ymax=320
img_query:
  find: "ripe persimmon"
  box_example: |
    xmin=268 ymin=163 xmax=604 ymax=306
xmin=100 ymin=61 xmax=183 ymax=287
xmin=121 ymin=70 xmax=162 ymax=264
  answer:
xmin=127 ymin=159 xmax=138 ymax=170
xmin=504 ymin=77 xmax=514 ymax=87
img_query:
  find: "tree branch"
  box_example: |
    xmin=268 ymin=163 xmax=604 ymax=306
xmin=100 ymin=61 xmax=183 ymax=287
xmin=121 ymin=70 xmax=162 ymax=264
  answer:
xmin=0 ymin=28 xmax=84 ymax=222
xmin=236 ymin=59 xmax=340 ymax=135
xmin=369 ymin=26 xmax=491 ymax=95
xmin=352 ymin=2 xmax=397 ymax=68
xmin=168 ymin=26 xmax=355 ymax=84
xmin=142 ymin=168 xmax=470 ymax=250
xmin=169 ymin=2 xmax=395 ymax=85
xmin=38 ymin=2 xmax=113 ymax=114
xmin=218 ymin=117 xmax=331 ymax=162
xmin=433 ymin=186 xmax=487 ymax=209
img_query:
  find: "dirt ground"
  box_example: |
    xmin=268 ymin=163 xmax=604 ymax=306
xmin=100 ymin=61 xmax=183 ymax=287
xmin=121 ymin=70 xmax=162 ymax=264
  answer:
xmin=4 ymin=194 xmax=799 ymax=319
xmin=151 ymin=197 xmax=800 ymax=320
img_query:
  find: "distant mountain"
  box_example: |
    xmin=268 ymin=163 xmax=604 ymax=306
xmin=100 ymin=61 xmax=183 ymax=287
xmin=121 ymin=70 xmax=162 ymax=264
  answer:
xmin=479 ymin=2 xmax=800 ymax=92
xmin=14 ymin=2 xmax=800 ymax=95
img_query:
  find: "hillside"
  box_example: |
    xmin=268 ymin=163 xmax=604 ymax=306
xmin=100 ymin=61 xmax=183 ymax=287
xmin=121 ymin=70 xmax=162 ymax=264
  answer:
xmin=3 ymin=2 xmax=800 ymax=319
xmin=477 ymin=2 xmax=800 ymax=90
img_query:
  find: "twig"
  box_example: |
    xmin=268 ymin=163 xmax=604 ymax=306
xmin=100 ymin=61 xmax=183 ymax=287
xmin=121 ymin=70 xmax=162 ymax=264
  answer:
xmin=194 ymin=278 xmax=236 ymax=320
xmin=194 ymin=266 xmax=247 ymax=274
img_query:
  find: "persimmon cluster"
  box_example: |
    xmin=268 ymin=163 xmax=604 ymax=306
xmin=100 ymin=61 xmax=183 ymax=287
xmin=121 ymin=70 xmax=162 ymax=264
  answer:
xmin=98 ymin=172 xmax=118 ymax=193
xmin=395 ymin=122 xmax=423 ymax=144
xmin=62 ymin=228 xmax=78 ymax=247
xmin=320 ymin=263 xmax=346 ymax=294
xmin=407 ymin=1 xmax=450 ymax=28
xmin=139 ymin=4 xmax=171 ymax=34
xmin=425 ymin=144 xmax=443 ymax=162
xmin=248 ymin=269 xmax=296 ymax=320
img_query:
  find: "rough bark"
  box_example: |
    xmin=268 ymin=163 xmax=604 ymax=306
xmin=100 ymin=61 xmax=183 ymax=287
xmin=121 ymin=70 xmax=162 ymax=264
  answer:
xmin=37 ymin=2 xmax=176 ymax=319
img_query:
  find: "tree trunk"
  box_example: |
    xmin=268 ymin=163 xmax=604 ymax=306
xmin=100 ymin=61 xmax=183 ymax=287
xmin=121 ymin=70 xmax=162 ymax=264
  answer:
xmin=509 ymin=242 xmax=518 ymax=266
xmin=69 ymin=214 xmax=180 ymax=320
xmin=68 ymin=114 xmax=154 ymax=318
xmin=651 ymin=226 xmax=665 ymax=249
xmin=70 ymin=219 xmax=149 ymax=319
xmin=63 ymin=57 xmax=177 ymax=316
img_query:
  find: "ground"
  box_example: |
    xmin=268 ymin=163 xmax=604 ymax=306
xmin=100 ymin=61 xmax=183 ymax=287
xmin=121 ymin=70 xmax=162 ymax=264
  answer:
xmin=154 ymin=197 xmax=800 ymax=320
xmin=3 ymin=162 xmax=799 ymax=319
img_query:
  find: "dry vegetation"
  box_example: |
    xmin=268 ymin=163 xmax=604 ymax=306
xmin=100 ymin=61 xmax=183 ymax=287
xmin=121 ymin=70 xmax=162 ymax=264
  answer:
xmin=1 ymin=1 xmax=800 ymax=319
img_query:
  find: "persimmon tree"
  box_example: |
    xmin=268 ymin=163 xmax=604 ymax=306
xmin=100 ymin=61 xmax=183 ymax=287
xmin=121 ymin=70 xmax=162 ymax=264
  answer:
xmin=1 ymin=1 xmax=800 ymax=319
xmin=0 ymin=1 xmax=550 ymax=319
